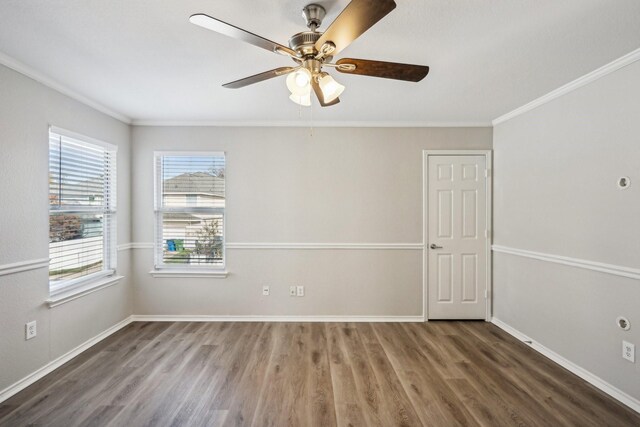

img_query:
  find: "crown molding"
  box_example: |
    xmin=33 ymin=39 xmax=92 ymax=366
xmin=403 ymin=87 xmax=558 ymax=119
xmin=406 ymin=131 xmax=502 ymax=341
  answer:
xmin=0 ymin=50 xmax=131 ymax=124
xmin=0 ymin=51 xmax=494 ymax=129
xmin=130 ymin=120 xmax=492 ymax=128
xmin=493 ymin=47 xmax=640 ymax=126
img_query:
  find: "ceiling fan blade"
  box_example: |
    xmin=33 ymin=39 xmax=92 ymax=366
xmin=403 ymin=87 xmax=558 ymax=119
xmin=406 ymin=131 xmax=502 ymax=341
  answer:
xmin=310 ymin=78 xmax=340 ymax=107
xmin=190 ymin=14 xmax=297 ymax=57
xmin=336 ymin=58 xmax=429 ymax=82
xmin=314 ymin=0 xmax=396 ymax=56
xmin=223 ymin=67 xmax=296 ymax=89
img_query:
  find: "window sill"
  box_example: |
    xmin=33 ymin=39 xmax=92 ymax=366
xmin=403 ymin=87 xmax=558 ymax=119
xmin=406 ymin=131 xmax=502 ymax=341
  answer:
xmin=149 ymin=269 xmax=228 ymax=278
xmin=46 ymin=275 xmax=124 ymax=308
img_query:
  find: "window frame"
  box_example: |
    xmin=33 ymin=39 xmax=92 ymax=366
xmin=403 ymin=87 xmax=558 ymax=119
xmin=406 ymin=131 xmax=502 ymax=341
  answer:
xmin=48 ymin=126 xmax=118 ymax=296
xmin=153 ymin=151 xmax=226 ymax=273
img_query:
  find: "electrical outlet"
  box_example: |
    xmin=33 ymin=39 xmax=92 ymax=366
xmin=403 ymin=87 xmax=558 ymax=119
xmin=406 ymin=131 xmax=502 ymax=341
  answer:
xmin=25 ymin=321 xmax=37 ymax=340
xmin=296 ymin=285 xmax=304 ymax=297
xmin=622 ymin=341 xmax=635 ymax=363
xmin=262 ymin=285 xmax=270 ymax=296
xmin=289 ymin=286 xmax=297 ymax=296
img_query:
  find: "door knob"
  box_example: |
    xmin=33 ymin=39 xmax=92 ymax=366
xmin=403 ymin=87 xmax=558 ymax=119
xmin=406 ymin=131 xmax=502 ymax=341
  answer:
xmin=430 ymin=244 xmax=443 ymax=249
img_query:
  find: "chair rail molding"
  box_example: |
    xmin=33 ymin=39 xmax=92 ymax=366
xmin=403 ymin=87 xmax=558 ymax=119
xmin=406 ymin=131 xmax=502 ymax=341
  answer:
xmin=129 ymin=242 xmax=424 ymax=250
xmin=0 ymin=258 xmax=49 ymax=276
xmin=492 ymin=245 xmax=640 ymax=280
xmin=226 ymin=242 xmax=424 ymax=250
xmin=117 ymin=242 xmax=154 ymax=251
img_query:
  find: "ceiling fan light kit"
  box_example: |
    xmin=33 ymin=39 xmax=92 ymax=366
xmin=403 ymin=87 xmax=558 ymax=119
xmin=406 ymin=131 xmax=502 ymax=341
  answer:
xmin=289 ymin=92 xmax=312 ymax=107
xmin=190 ymin=0 xmax=429 ymax=108
xmin=286 ymin=68 xmax=312 ymax=95
xmin=317 ymin=73 xmax=345 ymax=103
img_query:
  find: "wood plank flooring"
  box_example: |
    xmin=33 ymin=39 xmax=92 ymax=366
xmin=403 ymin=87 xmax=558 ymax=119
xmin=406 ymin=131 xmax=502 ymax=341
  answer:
xmin=1 ymin=321 xmax=638 ymax=426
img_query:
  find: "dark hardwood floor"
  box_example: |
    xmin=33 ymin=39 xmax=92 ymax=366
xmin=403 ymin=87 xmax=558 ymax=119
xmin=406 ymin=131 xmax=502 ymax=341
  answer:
xmin=1 ymin=321 xmax=638 ymax=426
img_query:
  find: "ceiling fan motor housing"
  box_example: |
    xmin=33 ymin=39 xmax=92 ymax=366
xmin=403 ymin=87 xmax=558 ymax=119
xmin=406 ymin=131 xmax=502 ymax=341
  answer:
xmin=289 ymin=31 xmax=322 ymax=57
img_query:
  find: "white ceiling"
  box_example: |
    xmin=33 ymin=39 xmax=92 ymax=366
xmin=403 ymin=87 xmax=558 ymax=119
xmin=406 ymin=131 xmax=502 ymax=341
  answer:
xmin=0 ymin=0 xmax=639 ymax=125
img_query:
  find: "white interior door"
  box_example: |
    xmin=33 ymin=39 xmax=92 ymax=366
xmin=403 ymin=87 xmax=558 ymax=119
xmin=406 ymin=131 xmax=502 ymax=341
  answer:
xmin=427 ymin=155 xmax=488 ymax=319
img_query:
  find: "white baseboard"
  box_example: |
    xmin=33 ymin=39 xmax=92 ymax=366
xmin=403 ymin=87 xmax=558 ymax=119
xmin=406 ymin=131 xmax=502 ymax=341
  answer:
xmin=0 ymin=313 xmax=422 ymax=404
xmin=491 ymin=317 xmax=640 ymax=414
xmin=130 ymin=314 xmax=425 ymax=323
xmin=0 ymin=316 xmax=133 ymax=404
xmin=5 ymin=314 xmax=636 ymax=415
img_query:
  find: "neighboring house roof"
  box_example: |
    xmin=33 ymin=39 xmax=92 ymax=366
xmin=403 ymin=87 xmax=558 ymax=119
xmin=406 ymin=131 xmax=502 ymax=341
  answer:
xmin=50 ymin=175 xmax=105 ymax=207
xmin=164 ymin=172 xmax=224 ymax=198
xmin=163 ymin=212 xmax=202 ymax=221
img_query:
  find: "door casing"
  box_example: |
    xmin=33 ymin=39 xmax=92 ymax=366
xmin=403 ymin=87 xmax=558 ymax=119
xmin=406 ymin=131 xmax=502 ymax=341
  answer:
xmin=423 ymin=150 xmax=493 ymax=321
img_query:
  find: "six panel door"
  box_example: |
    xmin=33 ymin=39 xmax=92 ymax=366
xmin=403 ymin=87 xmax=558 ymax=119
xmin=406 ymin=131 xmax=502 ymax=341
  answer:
xmin=428 ymin=155 xmax=488 ymax=319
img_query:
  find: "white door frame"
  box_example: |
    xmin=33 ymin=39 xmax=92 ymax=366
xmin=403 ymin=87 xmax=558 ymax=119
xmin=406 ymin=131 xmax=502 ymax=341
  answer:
xmin=422 ymin=150 xmax=493 ymax=321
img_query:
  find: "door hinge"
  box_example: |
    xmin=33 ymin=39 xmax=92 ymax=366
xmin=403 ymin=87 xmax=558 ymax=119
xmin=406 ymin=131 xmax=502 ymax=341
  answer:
xmin=484 ymin=169 xmax=491 ymax=178
xmin=484 ymin=290 xmax=489 ymax=299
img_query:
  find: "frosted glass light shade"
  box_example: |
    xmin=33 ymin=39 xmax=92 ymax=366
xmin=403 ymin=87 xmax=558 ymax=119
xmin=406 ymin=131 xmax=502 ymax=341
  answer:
xmin=286 ymin=69 xmax=312 ymax=95
xmin=289 ymin=93 xmax=311 ymax=106
xmin=318 ymin=74 xmax=345 ymax=103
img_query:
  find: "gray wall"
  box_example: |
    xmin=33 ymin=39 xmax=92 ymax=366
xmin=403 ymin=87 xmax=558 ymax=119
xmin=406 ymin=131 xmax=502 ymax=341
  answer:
xmin=130 ymin=126 xmax=492 ymax=316
xmin=0 ymin=65 xmax=133 ymax=393
xmin=493 ymin=60 xmax=640 ymax=400
xmin=0 ymin=61 xmax=491 ymax=395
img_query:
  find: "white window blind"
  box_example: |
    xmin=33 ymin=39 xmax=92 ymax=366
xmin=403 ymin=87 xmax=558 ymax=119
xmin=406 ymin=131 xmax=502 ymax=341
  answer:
xmin=154 ymin=153 xmax=225 ymax=269
xmin=48 ymin=127 xmax=117 ymax=293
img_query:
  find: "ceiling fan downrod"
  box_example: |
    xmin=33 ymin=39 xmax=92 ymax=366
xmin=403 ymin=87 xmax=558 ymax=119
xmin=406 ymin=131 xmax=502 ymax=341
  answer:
xmin=302 ymin=4 xmax=326 ymax=31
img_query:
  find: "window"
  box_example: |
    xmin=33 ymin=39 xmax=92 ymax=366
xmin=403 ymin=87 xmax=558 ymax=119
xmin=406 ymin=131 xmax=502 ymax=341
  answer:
xmin=154 ymin=152 xmax=225 ymax=270
xmin=48 ymin=127 xmax=117 ymax=293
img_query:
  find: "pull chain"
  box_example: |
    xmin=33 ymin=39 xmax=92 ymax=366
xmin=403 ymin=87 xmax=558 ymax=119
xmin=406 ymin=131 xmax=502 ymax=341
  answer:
xmin=310 ymin=102 xmax=314 ymax=138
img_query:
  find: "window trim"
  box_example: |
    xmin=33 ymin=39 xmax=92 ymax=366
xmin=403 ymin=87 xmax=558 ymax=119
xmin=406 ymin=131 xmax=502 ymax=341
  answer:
xmin=153 ymin=151 xmax=226 ymax=273
xmin=47 ymin=274 xmax=124 ymax=308
xmin=49 ymin=269 xmax=116 ymax=297
xmin=48 ymin=126 xmax=118 ymax=293
xmin=50 ymin=126 xmax=117 ymax=151
xmin=148 ymin=269 xmax=228 ymax=278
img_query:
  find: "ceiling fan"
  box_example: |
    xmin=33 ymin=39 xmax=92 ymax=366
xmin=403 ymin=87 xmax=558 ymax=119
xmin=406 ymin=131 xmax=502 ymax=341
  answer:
xmin=189 ymin=0 xmax=429 ymax=107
